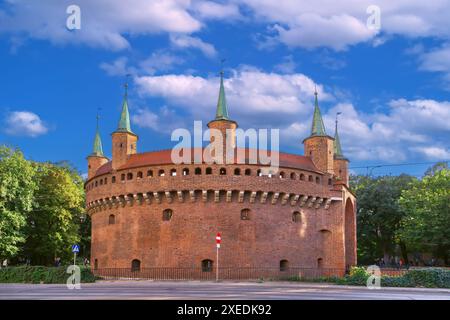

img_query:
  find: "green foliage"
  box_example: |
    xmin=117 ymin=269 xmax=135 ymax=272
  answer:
xmin=0 ymin=145 xmax=88 ymax=266
xmin=350 ymin=174 xmax=416 ymax=264
xmin=23 ymin=162 xmax=85 ymax=265
xmin=399 ymin=169 xmax=450 ymax=264
xmin=290 ymin=267 xmax=450 ymax=288
xmin=0 ymin=266 xmax=96 ymax=284
xmin=0 ymin=146 xmax=37 ymax=260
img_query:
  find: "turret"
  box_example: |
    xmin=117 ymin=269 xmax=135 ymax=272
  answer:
xmin=303 ymin=87 xmax=334 ymax=175
xmin=87 ymin=115 xmax=108 ymax=179
xmin=111 ymin=81 xmax=138 ymax=170
xmin=207 ymin=71 xmax=237 ymax=163
xmin=333 ymin=114 xmax=349 ymax=185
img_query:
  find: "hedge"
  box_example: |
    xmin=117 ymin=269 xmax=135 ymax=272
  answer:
xmin=285 ymin=267 xmax=450 ymax=288
xmin=0 ymin=266 xmax=97 ymax=284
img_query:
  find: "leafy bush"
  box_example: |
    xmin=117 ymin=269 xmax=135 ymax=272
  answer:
xmin=0 ymin=266 xmax=97 ymax=284
xmin=285 ymin=267 xmax=450 ymax=288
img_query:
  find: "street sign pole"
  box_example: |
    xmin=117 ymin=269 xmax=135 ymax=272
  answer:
xmin=216 ymin=244 xmax=219 ymax=282
xmin=73 ymin=252 xmax=76 ymax=266
xmin=215 ymin=233 xmax=221 ymax=282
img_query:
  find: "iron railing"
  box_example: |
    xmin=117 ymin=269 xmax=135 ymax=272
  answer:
xmin=92 ymin=267 xmax=346 ymax=281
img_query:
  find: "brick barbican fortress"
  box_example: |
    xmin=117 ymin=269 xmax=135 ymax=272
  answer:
xmin=85 ymin=74 xmax=357 ymax=278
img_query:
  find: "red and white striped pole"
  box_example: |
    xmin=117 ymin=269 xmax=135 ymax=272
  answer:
xmin=216 ymin=233 xmax=221 ymax=282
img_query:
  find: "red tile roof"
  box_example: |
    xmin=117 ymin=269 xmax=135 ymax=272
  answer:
xmin=93 ymin=148 xmax=320 ymax=177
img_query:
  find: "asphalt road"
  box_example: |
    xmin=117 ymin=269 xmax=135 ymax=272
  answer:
xmin=0 ymin=281 xmax=449 ymax=300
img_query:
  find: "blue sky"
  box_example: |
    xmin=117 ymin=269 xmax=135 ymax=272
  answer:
xmin=1 ymin=0 xmax=449 ymax=177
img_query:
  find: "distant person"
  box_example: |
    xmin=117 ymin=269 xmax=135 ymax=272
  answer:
xmin=83 ymin=257 xmax=89 ymax=267
xmin=2 ymin=259 xmax=7 ymax=268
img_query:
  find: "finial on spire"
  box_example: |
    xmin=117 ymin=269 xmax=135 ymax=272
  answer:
xmin=96 ymin=107 xmax=101 ymax=130
xmin=124 ymin=74 xmax=131 ymax=98
xmin=310 ymin=86 xmax=327 ymax=136
xmin=91 ymin=110 xmax=104 ymax=157
xmin=116 ymin=75 xmax=133 ymax=134
xmin=214 ymin=59 xmax=230 ymax=121
xmin=334 ymin=112 xmax=346 ymax=159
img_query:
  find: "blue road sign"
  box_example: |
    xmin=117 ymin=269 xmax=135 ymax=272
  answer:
xmin=72 ymin=244 xmax=80 ymax=253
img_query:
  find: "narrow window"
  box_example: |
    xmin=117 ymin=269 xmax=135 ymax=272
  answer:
xmin=245 ymin=169 xmax=251 ymax=176
xmin=127 ymin=173 xmax=133 ymax=180
xmin=108 ymin=214 xmax=115 ymax=225
xmin=292 ymin=211 xmax=301 ymax=223
xmin=201 ymin=259 xmax=213 ymax=272
xmin=95 ymin=181 xmax=98 ymax=187
xmin=137 ymin=171 xmax=143 ymax=179
xmin=234 ymin=168 xmax=241 ymax=175
xmin=163 ymin=209 xmax=173 ymax=221
xmin=104 ymin=178 xmax=107 ymax=184
xmin=240 ymin=208 xmax=251 ymax=220
xmin=206 ymin=167 xmax=212 ymax=175
xmin=195 ymin=167 xmax=201 ymax=175
xmin=309 ymin=175 xmax=313 ymax=182
xmin=300 ymin=174 xmax=305 ymax=181
xmin=290 ymin=172 xmax=296 ymax=180
xmin=317 ymin=258 xmax=323 ymax=268
xmin=183 ymin=168 xmax=189 ymax=176
xmin=100 ymin=179 xmax=103 ymax=185
xmin=257 ymin=169 xmax=262 ymax=177
xmin=94 ymin=259 xmax=98 ymax=270
xmin=121 ymin=174 xmax=125 ymax=181
xmin=279 ymin=171 xmax=285 ymax=179
xmin=316 ymin=176 xmax=320 ymax=184
xmin=220 ymin=168 xmax=226 ymax=175
xmin=328 ymin=178 xmax=332 ymax=185
xmin=112 ymin=176 xmax=116 ymax=183
xmin=280 ymin=260 xmax=289 ymax=272
xmin=147 ymin=170 xmax=153 ymax=177
xmin=131 ymin=259 xmax=141 ymax=272
xmin=158 ymin=170 xmax=165 ymax=177
xmin=170 ymin=169 xmax=177 ymax=176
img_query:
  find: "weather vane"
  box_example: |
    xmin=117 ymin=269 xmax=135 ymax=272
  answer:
xmin=124 ymin=73 xmax=131 ymax=97
xmin=220 ymin=58 xmax=226 ymax=76
xmin=336 ymin=112 xmax=342 ymax=125
xmin=96 ymin=107 xmax=102 ymax=129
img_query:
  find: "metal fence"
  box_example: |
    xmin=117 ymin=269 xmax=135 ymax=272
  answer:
xmin=92 ymin=267 xmax=346 ymax=281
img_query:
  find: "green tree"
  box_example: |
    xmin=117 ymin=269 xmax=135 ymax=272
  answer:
xmin=0 ymin=146 xmax=37 ymax=261
xmin=399 ymin=169 xmax=450 ymax=264
xmin=23 ymin=162 xmax=85 ymax=265
xmin=350 ymin=174 xmax=416 ymax=264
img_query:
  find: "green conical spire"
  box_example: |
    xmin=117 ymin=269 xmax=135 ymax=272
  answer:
xmin=311 ymin=87 xmax=327 ymax=136
xmin=91 ymin=114 xmax=104 ymax=157
xmin=334 ymin=114 xmax=345 ymax=159
xmin=215 ymin=71 xmax=229 ymax=120
xmin=116 ymin=81 xmax=133 ymax=133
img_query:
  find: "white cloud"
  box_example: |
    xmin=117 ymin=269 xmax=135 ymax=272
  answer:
xmin=192 ymin=1 xmax=242 ymax=20
xmin=134 ymin=67 xmax=450 ymax=162
xmin=238 ymin=0 xmax=450 ymax=50
xmin=169 ymin=34 xmax=217 ymax=58
xmin=273 ymin=55 xmax=297 ymax=74
xmin=3 ymin=1 xmax=450 ymax=52
xmin=411 ymin=147 xmax=450 ymax=160
xmin=0 ymin=0 xmax=201 ymax=50
xmin=4 ymin=111 xmax=49 ymax=137
xmin=100 ymin=57 xmax=137 ymax=76
xmin=131 ymin=106 xmax=185 ymax=133
xmin=135 ymin=68 xmax=330 ymax=124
